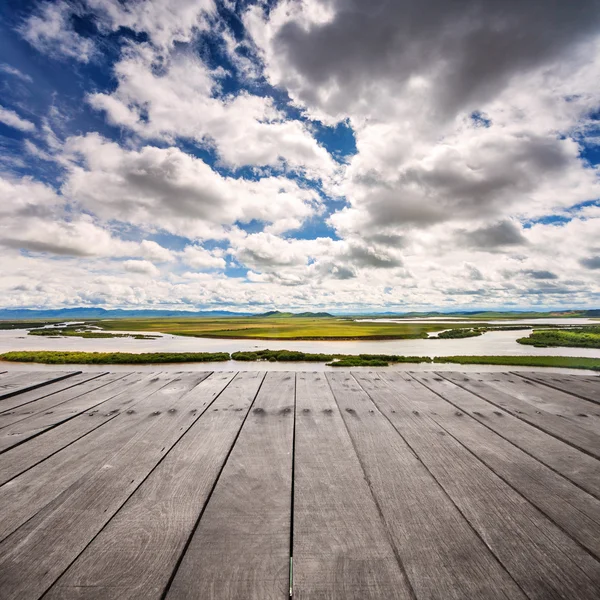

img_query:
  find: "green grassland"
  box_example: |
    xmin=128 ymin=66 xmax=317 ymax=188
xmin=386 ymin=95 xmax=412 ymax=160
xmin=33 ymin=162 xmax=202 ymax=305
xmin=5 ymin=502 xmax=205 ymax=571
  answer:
xmin=517 ymin=327 xmax=600 ymax=349
xmin=2 ymin=350 xmax=599 ymax=371
xmin=97 ymin=316 xmax=487 ymax=340
xmin=0 ymin=351 xmax=230 ymax=364
xmin=28 ymin=326 xmax=157 ymax=340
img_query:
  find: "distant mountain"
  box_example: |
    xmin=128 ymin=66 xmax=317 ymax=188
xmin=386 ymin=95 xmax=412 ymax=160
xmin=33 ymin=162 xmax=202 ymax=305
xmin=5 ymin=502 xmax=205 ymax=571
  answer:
xmin=255 ymin=310 xmax=334 ymax=318
xmin=0 ymin=308 xmax=253 ymax=320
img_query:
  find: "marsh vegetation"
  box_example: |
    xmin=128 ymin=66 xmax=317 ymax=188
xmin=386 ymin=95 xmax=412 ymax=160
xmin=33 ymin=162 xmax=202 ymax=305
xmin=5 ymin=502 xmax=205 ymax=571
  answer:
xmin=517 ymin=327 xmax=600 ymax=349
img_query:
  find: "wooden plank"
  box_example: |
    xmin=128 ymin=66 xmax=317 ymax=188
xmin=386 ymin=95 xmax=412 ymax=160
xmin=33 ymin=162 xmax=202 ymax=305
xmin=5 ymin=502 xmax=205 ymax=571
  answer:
xmin=0 ymin=373 xmax=127 ymax=453
xmin=441 ymin=371 xmax=600 ymax=459
xmin=0 ymin=372 xmax=172 ymax=486
xmin=0 ymin=372 xmax=208 ymax=540
xmin=412 ymin=372 xmax=600 ymax=499
xmin=0 ymin=372 xmax=111 ymax=427
xmin=0 ymin=372 xmax=107 ymax=417
xmin=0 ymin=371 xmax=232 ymax=600
xmin=391 ymin=372 xmax=600 ymax=559
xmin=291 ymin=371 xmax=413 ymax=600
xmin=475 ymin=372 xmax=600 ymax=432
xmin=45 ymin=371 xmax=266 ymax=600
xmin=326 ymin=372 xmax=525 ymax=600
xmin=354 ymin=371 xmax=600 ymax=600
xmin=165 ymin=371 xmax=294 ymax=600
xmin=0 ymin=371 xmax=78 ymax=403
xmin=515 ymin=372 xmax=600 ymax=405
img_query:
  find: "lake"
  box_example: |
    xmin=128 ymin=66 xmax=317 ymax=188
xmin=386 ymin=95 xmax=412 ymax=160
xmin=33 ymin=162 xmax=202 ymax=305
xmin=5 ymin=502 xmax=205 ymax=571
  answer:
xmin=1 ymin=320 xmax=599 ymax=374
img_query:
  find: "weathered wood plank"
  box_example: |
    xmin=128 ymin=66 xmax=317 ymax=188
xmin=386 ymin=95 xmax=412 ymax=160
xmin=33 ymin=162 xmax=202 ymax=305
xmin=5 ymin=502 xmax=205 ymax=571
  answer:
xmin=475 ymin=372 xmax=600 ymax=432
xmin=441 ymin=371 xmax=600 ymax=458
xmin=354 ymin=371 xmax=600 ymax=600
xmin=326 ymin=371 xmax=525 ymax=600
xmin=392 ymin=372 xmax=600 ymax=559
xmin=0 ymin=372 xmax=170 ymax=486
xmin=515 ymin=372 xmax=600 ymax=405
xmin=413 ymin=372 xmax=600 ymax=499
xmin=0 ymin=372 xmax=209 ymax=540
xmin=0 ymin=372 xmax=107 ymax=417
xmin=0 ymin=371 xmax=231 ymax=600
xmin=45 ymin=371 xmax=265 ymax=600
xmin=0 ymin=372 xmax=112 ymax=428
xmin=0 ymin=373 xmax=129 ymax=451
xmin=0 ymin=371 xmax=78 ymax=403
xmin=292 ymin=371 xmax=413 ymax=600
xmin=165 ymin=371 xmax=294 ymax=600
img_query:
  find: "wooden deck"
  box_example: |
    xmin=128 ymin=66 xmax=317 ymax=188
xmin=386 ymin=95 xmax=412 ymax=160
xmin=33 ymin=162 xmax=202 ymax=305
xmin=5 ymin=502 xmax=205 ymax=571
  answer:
xmin=0 ymin=370 xmax=599 ymax=599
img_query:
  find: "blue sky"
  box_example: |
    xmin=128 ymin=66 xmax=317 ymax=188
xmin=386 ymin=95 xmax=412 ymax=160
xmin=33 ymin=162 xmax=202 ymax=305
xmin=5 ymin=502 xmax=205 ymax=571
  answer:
xmin=1 ymin=0 xmax=599 ymax=312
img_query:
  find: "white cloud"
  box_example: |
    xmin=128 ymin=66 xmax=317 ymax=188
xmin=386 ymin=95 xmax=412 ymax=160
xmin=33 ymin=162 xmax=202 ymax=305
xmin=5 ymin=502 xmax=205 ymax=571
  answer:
xmin=20 ymin=1 xmax=96 ymax=63
xmin=180 ymin=245 xmax=226 ymax=270
xmin=61 ymin=133 xmax=322 ymax=238
xmin=0 ymin=64 xmax=33 ymax=83
xmin=123 ymin=259 xmax=160 ymax=276
xmin=88 ymin=45 xmax=337 ymax=177
xmin=0 ymin=106 xmax=35 ymax=132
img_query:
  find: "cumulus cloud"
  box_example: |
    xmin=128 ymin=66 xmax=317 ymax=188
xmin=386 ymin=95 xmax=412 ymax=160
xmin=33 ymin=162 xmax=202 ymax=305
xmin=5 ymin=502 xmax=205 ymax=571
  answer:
xmin=88 ymin=45 xmax=336 ymax=176
xmin=180 ymin=245 xmax=226 ymax=270
xmin=5 ymin=0 xmax=600 ymax=310
xmin=123 ymin=259 xmax=160 ymax=276
xmin=61 ymin=133 xmax=321 ymax=238
xmin=246 ymin=0 xmax=600 ymax=122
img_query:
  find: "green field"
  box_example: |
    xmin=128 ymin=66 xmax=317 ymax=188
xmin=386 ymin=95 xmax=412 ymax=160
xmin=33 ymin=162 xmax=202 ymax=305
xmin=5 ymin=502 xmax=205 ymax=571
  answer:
xmin=28 ymin=325 xmax=157 ymax=340
xmin=517 ymin=327 xmax=600 ymax=349
xmin=0 ymin=351 xmax=230 ymax=364
xmin=97 ymin=316 xmax=486 ymax=340
xmin=2 ymin=350 xmax=599 ymax=371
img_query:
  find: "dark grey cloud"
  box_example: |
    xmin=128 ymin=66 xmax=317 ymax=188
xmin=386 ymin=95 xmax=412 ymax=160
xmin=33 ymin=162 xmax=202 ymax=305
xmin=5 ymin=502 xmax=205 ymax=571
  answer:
xmin=580 ymin=256 xmax=600 ymax=269
xmin=523 ymin=270 xmax=559 ymax=280
xmin=346 ymin=244 xmax=403 ymax=268
xmin=273 ymin=0 xmax=600 ymax=118
xmin=461 ymin=220 xmax=527 ymax=249
xmin=0 ymin=238 xmax=93 ymax=256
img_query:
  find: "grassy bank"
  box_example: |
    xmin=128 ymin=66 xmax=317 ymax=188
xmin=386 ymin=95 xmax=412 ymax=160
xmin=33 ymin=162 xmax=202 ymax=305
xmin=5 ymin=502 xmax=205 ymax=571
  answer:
xmin=2 ymin=350 xmax=599 ymax=371
xmin=28 ymin=326 xmax=157 ymax=340
xmin=436 ymin=328 xmax=483 ymax=339
xmin=0 ymin=351 xmax=230 ymax=364
xmin=517 ymin=327 xmax=600 ymax=349
xmin=433 ymin=355 xmax=600 ymax=371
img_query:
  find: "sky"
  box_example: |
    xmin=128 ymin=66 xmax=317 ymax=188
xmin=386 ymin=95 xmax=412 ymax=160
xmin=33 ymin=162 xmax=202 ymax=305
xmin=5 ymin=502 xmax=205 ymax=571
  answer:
xmin=0 ymin=0 xmax=599 ymax=313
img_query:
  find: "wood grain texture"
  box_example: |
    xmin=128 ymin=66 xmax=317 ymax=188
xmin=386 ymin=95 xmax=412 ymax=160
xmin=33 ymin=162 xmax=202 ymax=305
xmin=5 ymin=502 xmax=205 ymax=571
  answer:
xmin=475 ymin=372 xmax=600 ymax=432
xmin=441 ymin=371 xmax=600 ymax=458
xmin=0 ymin=372 xmax=192 ymax=538
xmin=0 ymin=371 xmax=78 ymax=404
xmin=0 ymin=372 xmax=170 ymax=486
xmin=45 ymin=372 xmax=263 ymax=600
xmin=392 ymin=372 xmax=600 ymax=559
xmin=292 ymin=371 xmax=413 ymax=600
xmin=165 ymin=371 xmax=294 ymax=600
xmin=515 ymin=372 xmax=600 ymax=405
xmin=354 ymin=371 xmax=600 ymax=600
xmin=0 ymin=373 xmax=128 ymax=451
xmin=0 ymin=372 xmax=111 ymax=427
xmin=413 ymin=372 xmax=600 ymax=499
xmin=0 ymin=372 xmax=106 ymax=418
xmin=0 ymin=371 xmax=227 ymax=600
xmin=326 ymin=371 xmax=525 ymax=600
